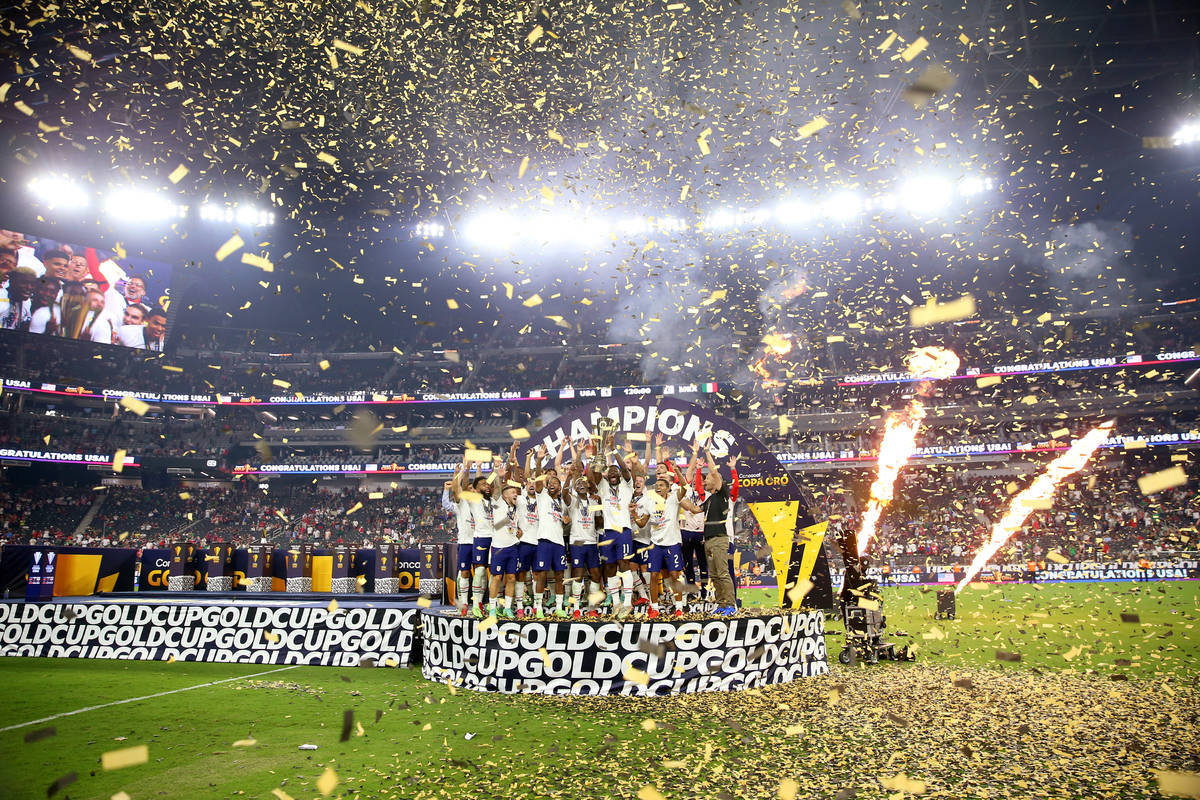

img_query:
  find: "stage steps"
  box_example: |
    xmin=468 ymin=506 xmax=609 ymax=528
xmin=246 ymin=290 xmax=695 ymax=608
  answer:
xmin=73 ymin=491 xmax=108 ymax=537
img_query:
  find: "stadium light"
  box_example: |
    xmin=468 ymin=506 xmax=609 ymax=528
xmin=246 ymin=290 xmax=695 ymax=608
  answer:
xmin=956 ymin=174 xmax=994 ymax=197
xmin=1172 ymin=120 xmax=1200 ymax=147
xmin=822 ymin=191 xmax=864 ymax=222
xmin=200 ymin=203 xmax=235 ymax=223
xmin=897 ymin=175 xmax=955 ymax=215
xmin=776 ymin=199 xmax=817 ymax=225
xmin=702 ymin=208 xmax=770 ymax=230
xmin=27 ymin=175 xmax=90 ymax=209
xmin=200 ymin=203 xmax=274 ymax=227
xmin=464 ymin=211 xmax=517 ymax=247
xmin=104 ymin=188 xmax=187 ymax=221
xmin=414 ymin=221 xmax=445 ymax=239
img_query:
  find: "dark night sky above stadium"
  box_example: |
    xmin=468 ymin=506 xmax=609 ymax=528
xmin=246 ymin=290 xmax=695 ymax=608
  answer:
xmin=0 ymin=0 xmax=1197 ymax=360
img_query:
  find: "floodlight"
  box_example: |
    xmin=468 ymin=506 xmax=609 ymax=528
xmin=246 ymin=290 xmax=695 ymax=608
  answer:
xmin=823 ymin=191 xmax=864 ymax=222
xmin=1172 ymin=120 xmax=1200 ymax=147
xmin=415 ymin=221 xmax=445 ymax=239
xmin=104 ymin=188 xmax=187 ymax=221
xmin=464 ymin=212 xmax=517 ymax=247
xmin=896 ymin=176 xmax=954 ymax=215
xmin=956 ymin=175 xmax=994 ymax=197
xmin=27 ymin=175 xmax=90 ymax=209
xmin=776 ymin=199 xmax=817 ymax=225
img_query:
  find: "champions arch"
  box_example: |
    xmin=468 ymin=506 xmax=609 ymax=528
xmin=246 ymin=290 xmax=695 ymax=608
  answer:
xmin=520 ymin=395 xmax=833 ymax=609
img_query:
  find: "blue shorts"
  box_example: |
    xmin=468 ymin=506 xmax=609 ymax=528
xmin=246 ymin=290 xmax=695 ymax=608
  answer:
xmin=517 ymin=541 xmax=538 ymax=573
xmin=648 ymin=543 xmax=684 ymax=573
xmin=535 ymin=541 xmax=567 ymax=572
xmin=631 ymin=540 xmax=652 ymax=565
xmin=472 ymin=537 xmax=492 ymax=567
xmin=570 ymin=543 xmax=600 ymax=570
xmin=599 ymin=528 xmax=633 ymax=564
xmin=457 ymin=543 xmax=474 ymax=572
xmin=490 ymin=544 xmax=520 ymax=576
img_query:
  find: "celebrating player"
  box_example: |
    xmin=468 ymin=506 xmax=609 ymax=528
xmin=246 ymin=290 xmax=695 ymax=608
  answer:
xmin=633 ymin=472 xmax=703 ymax=617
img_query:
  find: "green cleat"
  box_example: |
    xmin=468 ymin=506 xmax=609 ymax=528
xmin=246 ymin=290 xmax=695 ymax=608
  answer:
xmin=552 ymin=608 xmax=569 ymax=619
xmin=498 ymin=607 xmax=515 ymax=619
xmin=533 ymin=608 xmax=546 ymax=620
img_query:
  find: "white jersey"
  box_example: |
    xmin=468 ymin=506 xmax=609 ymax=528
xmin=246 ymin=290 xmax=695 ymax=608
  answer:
xmin=600 ymin=476 xmax=634 ymax=531
xmin=566 ymin=495 xmax=599 ymax=544
xmin=680 ymin=485 xmax=706 ymax=533
xmin=535 ymin=488 xmax=566 ymax=546
xmin=454 ymin=497 xmax=474 ymax=545
xmin=517 ymin=493 xmax=540 ymax=543
xmin=468 ymin=494 xmax=495 ymax=540
xmin=639 ymin=491 xmax=682 ymax=547
xmin=490 ymin=499 xmax=520 ymax=550
xmin=631 ymin=492 xmax=651 ymax=544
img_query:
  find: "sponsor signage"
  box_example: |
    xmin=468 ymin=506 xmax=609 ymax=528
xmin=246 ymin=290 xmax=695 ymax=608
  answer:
xmin=421 ymin=610 xmax=828 ymax=696
xmin=0 ymin=602 xmax=418 ymax=666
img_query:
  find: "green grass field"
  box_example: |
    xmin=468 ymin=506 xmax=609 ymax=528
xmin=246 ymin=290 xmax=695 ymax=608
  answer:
xmin=0 ymin=582 xmax=1196 ymax=800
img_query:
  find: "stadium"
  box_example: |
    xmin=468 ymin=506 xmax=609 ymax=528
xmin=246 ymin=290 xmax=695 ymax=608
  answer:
xmin=1 ymin=0 xmax=1199 ymax=798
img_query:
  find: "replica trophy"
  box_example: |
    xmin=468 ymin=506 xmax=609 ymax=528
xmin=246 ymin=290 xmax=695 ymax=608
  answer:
xmin=285 ymin=544 xmax=313 ymax=593
xmin=374 ymin=543 xmax=399 ymax=594
xmin=206 ymin=543 xmax=235 ymax=591
xmin=168 ymin=542 xmax=196 ymax=591
xmin=244 ymin=544 xmax=272 ymax=592
xmin=330 ymin=545 xmax=357 ymax=594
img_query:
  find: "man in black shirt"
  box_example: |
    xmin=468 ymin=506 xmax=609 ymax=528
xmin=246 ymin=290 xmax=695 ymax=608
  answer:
xmin=699 ymin=447 xmax=738 ymax=615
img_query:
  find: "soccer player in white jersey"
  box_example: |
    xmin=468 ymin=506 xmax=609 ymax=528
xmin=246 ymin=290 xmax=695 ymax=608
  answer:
xmin=633 ymin=474 xmax=702 ymax=617
xmin=443 ymin=461 xmax=475 ymax=615
xmin=591 ymin=433 xmax=644 ymax=613
xmin=465 ymin=458 xmax=502 ymax=618
xmin=531 ymin=446 xmax=569 ymax=619
xmin=563 ymin=440 xmax=603 ymax=617
xmin=629 ymin=472 xmax=653 ymax=610
xmin=487 ymin=480 xmax=523 ymax=619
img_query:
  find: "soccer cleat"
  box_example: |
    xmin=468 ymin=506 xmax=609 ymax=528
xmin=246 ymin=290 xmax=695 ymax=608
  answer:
xmin=552 ymin=608 xmax=568 ymax=618
xmin=516 ymin=608 xmax=526 ymax=619
xmin=571 ymin=608 xmax=582 ymax=619
xmin=647 ymin=608 xmax=660 ymax=619
xmin=672 ymin=609 xmax=684 ymax=618
xmin=632 ymin=596 xmax=649 ymax=608
xmin=497 ymin=607 xmax=514 ymax=619
xmin=533 ymin=608 xmax=546 ymax=620
xmin=459 ymin=606 xmax=469 ymax=617
xmin=586 ymin=609 xmax=600 ymax=618
xmin=715 ymin=605 xmax=738 ymax=616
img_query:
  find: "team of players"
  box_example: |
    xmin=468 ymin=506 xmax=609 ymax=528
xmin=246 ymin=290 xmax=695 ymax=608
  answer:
xmin=442 ymin=434 xmax=741 ymax=620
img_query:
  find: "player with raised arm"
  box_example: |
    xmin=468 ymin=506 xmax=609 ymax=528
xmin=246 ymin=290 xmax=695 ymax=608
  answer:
xmin=466 ymin=455 xmax=501 ymax=618
xmin=564 ymin=439 xmax=603 ymax=617
xmin=633 ymin=471 xmax=703 ymax=618
xmin=443 ymin=459 xmax=476 ymax=615
xmin=486 ymin=475 xmax=523 ymax=620
xmin=531 ymin=442 xmax=569 ymax=618
xmin=592 ymin=433 xmax=641 ymax=615
xmin=514 ymin=446 xmax=541 ymax=618
xmin=679 ymin=437 xmax=709 ymax=611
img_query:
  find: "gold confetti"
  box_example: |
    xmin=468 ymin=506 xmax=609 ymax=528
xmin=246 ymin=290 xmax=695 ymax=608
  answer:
xmin=900 ymin=36 xmax=928 ymax=61
xmin=112 ymin=450 xmax=127 ymax=474
xmin=797 ymin=117 xmax=828 ymax=139
xmin=637 ymin=788 xmax=665 ymax=800
xmin=910 ymin=295 xmax=976 ymax=327
xmin=231 ymin=738 xmax=257 ymax=747
xmin=119 ymin=396 xmax=151 ymax=416
xmin=167 ymin=164 xmax=189 ymax=183
xmin=1137 ymin=467 xmax=1188 ymax=496
xmin=316 ymin=767 xmax=339 ymax=796
xmin=333 ymin=38 xmax=364 ymax=55
xmin=1155 ymin=769 xmax=1200 ymax=799
xmin=778 ymin=778 xmax=800 ymax=800
xmin=241 ymin=252 xmax=274 ymax=272
xmin=101 ymin=745 xmax=149 ymax=771
xmin=880 ymin=774 xmax=927 ymax=794
xmin=215 ymin=234 xmax=245 ymax=261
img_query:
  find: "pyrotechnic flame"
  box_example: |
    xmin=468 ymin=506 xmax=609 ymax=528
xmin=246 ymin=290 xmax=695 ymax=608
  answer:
xmin=762 ymin=332 xmax=794 ymax=356
xmin=955 ymin=421 xmax=1114 ymax=593
xmin=855 ymin=346 xmax=960 ymax=556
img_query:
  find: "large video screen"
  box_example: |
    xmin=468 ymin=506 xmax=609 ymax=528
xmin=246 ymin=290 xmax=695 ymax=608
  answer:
xmin=0 ymin=228 xmax=174 ymax=351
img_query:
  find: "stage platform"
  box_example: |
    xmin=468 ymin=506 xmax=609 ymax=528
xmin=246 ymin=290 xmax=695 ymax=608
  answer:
xmin=421 ymin=607 xmax=829 ymax=696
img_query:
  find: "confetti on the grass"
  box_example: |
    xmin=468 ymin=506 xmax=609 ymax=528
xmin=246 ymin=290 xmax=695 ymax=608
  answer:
xmin=317 ymin=767 xmax=339 ymax=796
xmin=1155 ymin=770 xmax=1200 ymax=799
xmin=637 ymin=787 xmax=665 ymax=800
xmin=101 ymin=745 xmax=149 ymax=771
